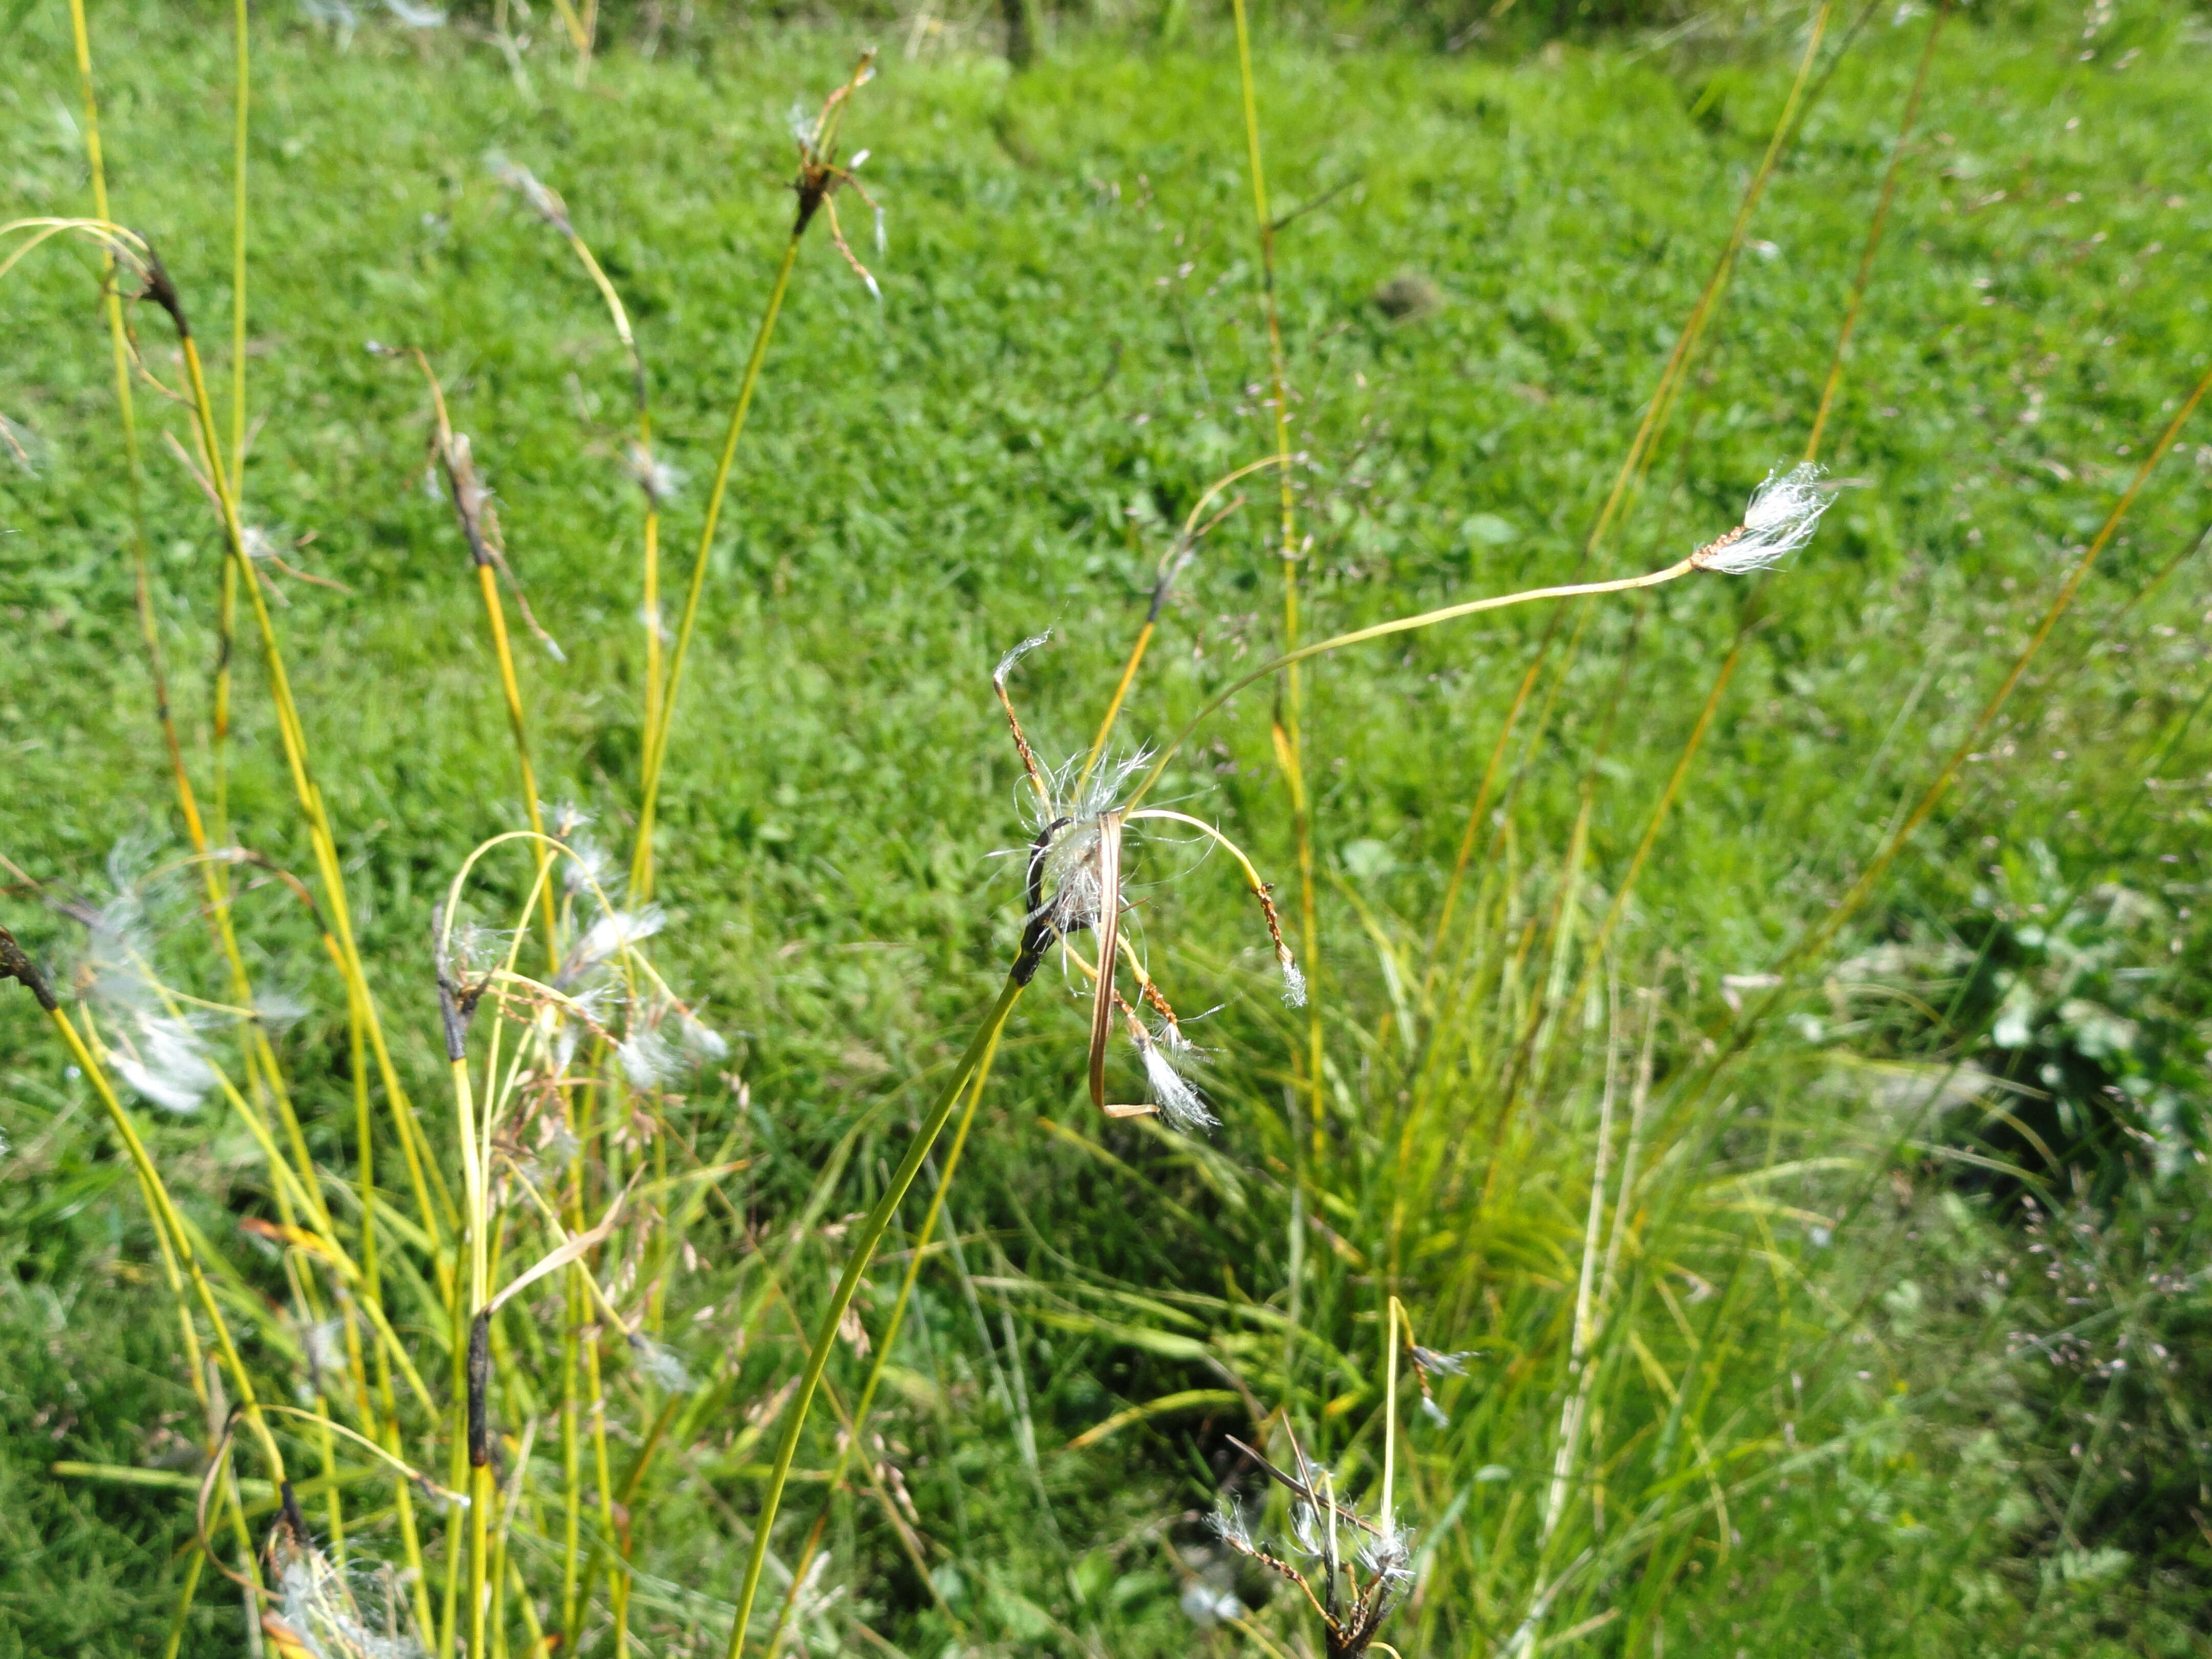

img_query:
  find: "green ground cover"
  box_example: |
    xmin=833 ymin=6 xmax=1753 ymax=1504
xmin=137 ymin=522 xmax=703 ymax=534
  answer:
xmin=3 ymin=3 xmax=2210 ymax=1654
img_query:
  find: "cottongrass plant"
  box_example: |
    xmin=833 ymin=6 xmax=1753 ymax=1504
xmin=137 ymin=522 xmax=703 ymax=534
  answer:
xmin=1 ymin=98 xmax=1885 ymax=1652
xmin=0 ymin=57 xmax=887 ymax=1640
xmin=1215 ymin=1433 xmax=1412 ymax=1659
xmin=0 ymin=188 xmax=1838 ymax=1640
xmin=29 ymin=11 xmax=2210 ymax=1655
xmin=707 ymin=456 xmax=1838 ymax=1654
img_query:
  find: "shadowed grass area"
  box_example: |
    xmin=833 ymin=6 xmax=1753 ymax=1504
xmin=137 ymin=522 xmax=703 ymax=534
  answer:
xmin=3 ymin=4 xmax=2210 ymax=1654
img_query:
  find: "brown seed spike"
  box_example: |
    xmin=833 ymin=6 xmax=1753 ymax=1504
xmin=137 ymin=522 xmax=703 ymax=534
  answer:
xmin=1086 ymin=812 xmax=1124 ymax=1115
xmin=138 ymin=242 xmax=189 ymax=338
xmin=0 ymin=926 xmax=58 ymax=1013
xmin=466 ymin=1309 xmax=493 ymax=1469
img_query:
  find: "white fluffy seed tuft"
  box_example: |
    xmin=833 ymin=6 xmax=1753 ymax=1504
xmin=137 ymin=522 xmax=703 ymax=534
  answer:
xmin=1697 ymin=462 xmax=1834 ymax=573
xmin=485 ymin=153 xmax=571 ymax=233
xmin=994 ymin=630 xmax=1052 ymax=686
xmin=616 ymin=1028 xmax=677 ymax=1089
xmin=629 ymin=1333 xmax=695 ymax=1394
xmin=109 ymin=1014 xmax=219 ymax=1113
xmin=679 ymin=1013 xmax=730 ymax=1062
xmin=1140 ymin=1035 xmax=1216 ymax=1133
xmin=572 ymin=906 xmax=665 ymax=972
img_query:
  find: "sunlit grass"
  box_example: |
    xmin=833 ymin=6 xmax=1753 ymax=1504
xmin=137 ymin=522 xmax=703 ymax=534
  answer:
xmin=3 ymin=4 xmax=2209 ymax=1655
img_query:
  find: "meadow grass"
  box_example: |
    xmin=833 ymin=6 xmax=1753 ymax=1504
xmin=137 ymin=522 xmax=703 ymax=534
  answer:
xmin=3 ymin=3 xmax=2211 ymax=1655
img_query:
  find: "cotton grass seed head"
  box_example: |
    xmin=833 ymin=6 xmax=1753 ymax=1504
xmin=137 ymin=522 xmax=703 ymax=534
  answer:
xmin=994 ymin=632 xmax=1305 ymax=1133
xmin=108 ymin=1010 xmax=219 ymax=1113
xmin=1135 ymin=1023 xmax=1215 ymax=1132
xmin=1215 ymin=1426 xmax=1416 ymax=1657
xmin=566 ymin=905 xmax=665 ymax=982
xmin=268 ymin=1525 xmax=428 ymax=1659
xmin=1412 ymin=1345 xmax=1474 ymax=1377
xmin=624 ymin=440 xmax=682 ymax=506
xmin=678 ymin=1011 xmax=730 ymax=1062
xmin=1357 ymin=1515 xmax=1416 ymax=1589
xmin=560 ymin=831 xmax=620 ymax=901
xmin=616 ymin=1026 xmax=678 ymax=1090
xmin=628 ymin=1333 xmax=695 ymax=1394
xmin=1691 ymin=462 xmax=1837 ymax=574
xmin=485 ymin=153 xmax=573 ymax=236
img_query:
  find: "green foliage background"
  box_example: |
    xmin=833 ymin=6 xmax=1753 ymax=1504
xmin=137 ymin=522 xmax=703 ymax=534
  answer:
xmin=3 ymin=1 xmax=2209 ymax=1653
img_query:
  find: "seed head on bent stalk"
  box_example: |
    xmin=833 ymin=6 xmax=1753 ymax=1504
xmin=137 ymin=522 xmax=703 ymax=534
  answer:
xmin=995 ymin=641 xmax=1306 ymax=1129
xmin=1216 ymin=1421 xmax=1414 ymax=1659
xmin=1119 ymin=461 xmax=1841 ymax=818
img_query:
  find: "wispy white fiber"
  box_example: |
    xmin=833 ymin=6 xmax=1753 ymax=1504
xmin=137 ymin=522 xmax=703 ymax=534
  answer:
xmin=1695 ymin=462 xmax=1835 ymax=573
xmin=616 ymin=1028 xmax=677 ymax=1089
xmin=572 ymin=906 xmax=665 ymax=972
xmin=1140 ymin=1034 xmax=1216 ymax=1133
xmin=109 ymin=1013 xmax=218 ymax=1113
xmin=994 ymin=630 xmax=1052 ymax=686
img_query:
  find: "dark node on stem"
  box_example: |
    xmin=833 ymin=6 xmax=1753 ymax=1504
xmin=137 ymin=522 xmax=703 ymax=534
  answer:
xmin=1146 ymin=573 xmax=1174 ymax=625
xmin=140 ymin=244 xmax=189 ymax=338
xmin=1015 ymin=816 xmax=1075 ymax=984
xmin=792 ymin=172 xmax=830 ymax=237
xmin=467 ymin=1309 xmax=493 ymax=1468
xmin=437 ymin=974 xmax=484 ymax=1062
xmin=277 ymin=1479 xmax=311 ymax=1547
xmin=0 ymin=926 xmax=58 ymax=1012
xmin=440 ymin=446 xmax=497 ymax=569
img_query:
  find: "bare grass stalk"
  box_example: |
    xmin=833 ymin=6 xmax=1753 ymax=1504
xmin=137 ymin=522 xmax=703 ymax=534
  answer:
xmin=633 ymin=52 xmax=879 ymax=902
xmin=1226 ymin=0 xmax=1328 ymax=1203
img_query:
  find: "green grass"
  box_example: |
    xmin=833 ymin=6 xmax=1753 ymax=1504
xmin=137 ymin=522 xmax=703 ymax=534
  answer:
xmin=4 ymin=3 xmax=2211 ymax=1654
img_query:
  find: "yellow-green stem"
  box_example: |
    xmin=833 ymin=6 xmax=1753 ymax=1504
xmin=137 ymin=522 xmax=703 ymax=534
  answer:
xmin=176 ymin=328 xmax=456 ymax=1241
xmin=1228 ymin=0 xmax=1325 ymax=1166
xmin=474 ymin=562 xmax=559 ymax=964
xmin=756 ymin=1024 xmax=1006 ymax=1659
xmin=159 ymin=1548 xmax=205 ymax=1659
xmin=1382 ymin=1298 xmax=1400 ymax=1521
xmin=46 ymin=1007 xmax=285 ymax=1481
xmin=722 ymin=975 xmax=1025 ymax=1659
xmin=632 ymin=232 xmax=803 ymax=902
xmin=1126 ymin=558 xmax=1701 ymax=814
xmin=229 ymin=0 xmax=249 ymax=494
xmin=211 ymin=551 xmax=237 ymax=850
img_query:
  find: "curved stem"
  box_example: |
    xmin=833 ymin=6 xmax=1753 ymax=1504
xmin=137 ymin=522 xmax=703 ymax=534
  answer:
xmin=1125 ymin=559 xmax=1699 ymax=814
xmin=1079 ymin=454 xmax=1286 ymax=788
xmin=46 ymin=1006 xmax=286 ymax=1482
